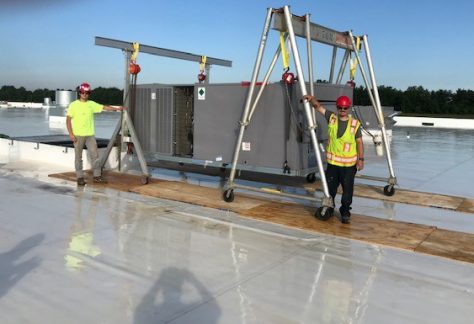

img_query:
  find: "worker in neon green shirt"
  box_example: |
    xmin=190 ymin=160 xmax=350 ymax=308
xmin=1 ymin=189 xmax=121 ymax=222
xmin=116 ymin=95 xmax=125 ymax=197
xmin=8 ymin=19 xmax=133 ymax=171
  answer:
xmin=66 ymin=82 xmax=123 ymax=186
xmin=304 ymin=94 xmax=364 ymax=224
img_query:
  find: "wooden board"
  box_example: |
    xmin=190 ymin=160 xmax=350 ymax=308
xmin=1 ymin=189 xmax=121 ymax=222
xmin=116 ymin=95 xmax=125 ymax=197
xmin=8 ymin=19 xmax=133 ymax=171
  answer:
xmin=457 ymin=199 xmax=474 ymax=214
xmin=49 ymin=171 xmax=474 ymax=264
xmin=49 ymin=171 xmax=155 ymax=191
xmin=242 ymin=202 xmax=435 ymax=250
xmin=133 ymin=183 xmax=264 ymax=214
xmin=416 ymin=229 xmax=474 ymax=264
xmin=304 ymin=182 xmax=474 ymax=212
xmin=49 ymin=171 xmax=266 ymax=214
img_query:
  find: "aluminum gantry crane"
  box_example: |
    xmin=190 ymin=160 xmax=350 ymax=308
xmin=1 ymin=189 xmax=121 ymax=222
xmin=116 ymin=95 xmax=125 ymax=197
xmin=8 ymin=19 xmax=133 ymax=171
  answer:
xmin=223 ymin=6 xmax=397 ymax=219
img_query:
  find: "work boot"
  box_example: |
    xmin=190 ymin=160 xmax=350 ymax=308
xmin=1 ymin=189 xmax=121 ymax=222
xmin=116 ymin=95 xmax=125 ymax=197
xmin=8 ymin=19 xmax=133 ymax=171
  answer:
xmin=340 ymin=208 xmax=351 ymax=224
xmin=77 ymin=178 xmax=86 ymax=186
xmin=93 ymin=176 xmax=107 ymax=184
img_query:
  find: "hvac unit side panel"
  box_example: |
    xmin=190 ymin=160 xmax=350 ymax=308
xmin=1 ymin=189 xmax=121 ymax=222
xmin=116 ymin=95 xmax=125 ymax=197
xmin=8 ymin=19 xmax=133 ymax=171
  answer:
xmin=134 ymin=88 xmax=152 ymax=152
xmin=193 ymin=85 xmax=244 ymax=163
xmin=194 ymin=84 xmax=289 ymax=169
xmin=283 ymin=86 xmax=307 ymax=172
xmin=173 ymin=87 xmax=194 ymax=157
xmin=134 ymin=85 xmax=174 ymax=155
xmin=148 ymin=89 xmax=157 ymax=152
xmin=240 ymin=84 xmax=290 ymax=170
xmin=194 ymin=83 xmax=353 ymax=173
xmin=155 ymin=87 xmax=174 ymax=155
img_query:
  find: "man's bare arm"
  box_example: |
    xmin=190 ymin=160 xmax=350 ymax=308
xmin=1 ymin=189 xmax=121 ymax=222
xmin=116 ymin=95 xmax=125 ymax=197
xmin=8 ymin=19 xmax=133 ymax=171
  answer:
xmin=303 ymin=95 xmax=326 ymax=115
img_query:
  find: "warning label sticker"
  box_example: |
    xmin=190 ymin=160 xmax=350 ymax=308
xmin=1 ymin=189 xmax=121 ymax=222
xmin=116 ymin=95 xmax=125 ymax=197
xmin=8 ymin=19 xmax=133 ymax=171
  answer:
xmin=198 ymin=87 xmax=206 ymax=100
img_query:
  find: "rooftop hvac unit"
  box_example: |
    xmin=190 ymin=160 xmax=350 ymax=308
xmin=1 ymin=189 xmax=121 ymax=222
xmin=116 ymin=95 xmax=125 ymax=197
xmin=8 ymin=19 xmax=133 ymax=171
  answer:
xmin=133 ymin=82 xmax=352 ymax=177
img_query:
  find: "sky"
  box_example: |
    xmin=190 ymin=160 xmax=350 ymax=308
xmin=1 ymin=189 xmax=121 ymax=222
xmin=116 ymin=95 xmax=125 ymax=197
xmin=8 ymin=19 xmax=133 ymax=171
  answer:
xmin=1 ymin=0 xmax=473 ymax=92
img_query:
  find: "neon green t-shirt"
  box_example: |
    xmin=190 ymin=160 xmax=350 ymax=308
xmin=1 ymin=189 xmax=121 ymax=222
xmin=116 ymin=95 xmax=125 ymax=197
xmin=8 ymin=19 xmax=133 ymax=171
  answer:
xmin=67 ymin=100 xmax=103 ymax=136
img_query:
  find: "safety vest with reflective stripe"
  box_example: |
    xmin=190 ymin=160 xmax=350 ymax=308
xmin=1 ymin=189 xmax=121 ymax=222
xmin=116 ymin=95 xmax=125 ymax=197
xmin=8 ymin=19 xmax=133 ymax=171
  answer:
xmin=326 ymin=113 xmax=360 ymax=167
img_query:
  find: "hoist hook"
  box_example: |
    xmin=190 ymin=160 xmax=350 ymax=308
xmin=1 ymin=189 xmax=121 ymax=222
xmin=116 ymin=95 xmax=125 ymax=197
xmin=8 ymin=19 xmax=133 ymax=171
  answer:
xmin=282 ymin=67 xmax=296 ymax=85
xmin=129 ymin=42 xmax=141 ymax=75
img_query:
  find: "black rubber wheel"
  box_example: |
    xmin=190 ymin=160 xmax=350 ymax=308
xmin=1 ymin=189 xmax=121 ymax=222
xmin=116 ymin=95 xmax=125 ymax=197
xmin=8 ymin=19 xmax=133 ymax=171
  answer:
xmin=141 ymin=176 xmax=149 ymax=185
xmin=223 ymin=189 xmax=234 ymax=203
xmin=383 ymin=185 xmax=395 ymax=196
xmin=315 ymin=206 xmax=334 ymax=221
xmin=306 ymin=172 xmax=316 ymax=183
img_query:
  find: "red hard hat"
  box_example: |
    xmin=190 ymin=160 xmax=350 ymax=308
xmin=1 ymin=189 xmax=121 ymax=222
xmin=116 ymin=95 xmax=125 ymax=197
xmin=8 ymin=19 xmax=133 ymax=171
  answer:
xmin=79 ymin=82 xmax=91 ymax=94
xmin=336 ymin=95 xmax=351 ymax=108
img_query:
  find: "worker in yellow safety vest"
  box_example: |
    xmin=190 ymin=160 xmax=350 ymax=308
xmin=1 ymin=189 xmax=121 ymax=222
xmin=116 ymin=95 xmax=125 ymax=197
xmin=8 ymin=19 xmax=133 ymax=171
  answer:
xmin=66 ymin=82 xmax=124 ymax=186
xmin=303 ymin=94 xmax=364 ymax=224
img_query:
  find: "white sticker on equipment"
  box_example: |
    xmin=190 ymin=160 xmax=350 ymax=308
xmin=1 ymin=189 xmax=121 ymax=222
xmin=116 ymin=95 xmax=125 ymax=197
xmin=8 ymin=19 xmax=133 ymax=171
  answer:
xmin=242 ymin=142 xmax=251 ymax=151
xmin=198 ymin=87 xmax=206 ymax=100
xmin=151 ymin=92 xmax=156 ymax=100
xmin=215 ymin=156 xmax=223 ymax=162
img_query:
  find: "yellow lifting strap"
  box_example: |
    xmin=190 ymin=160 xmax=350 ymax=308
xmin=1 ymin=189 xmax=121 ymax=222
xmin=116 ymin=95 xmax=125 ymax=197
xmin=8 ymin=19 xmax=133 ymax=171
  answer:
xmin=350 ymin=37 xmax=361 ymax=80
xmin=131 ymin=42 xmax=140 ymax=62
xmin=200 ymin=55 xmax=207 ymax=72
xmin=279 ymin=32 xmax=290 ymax=70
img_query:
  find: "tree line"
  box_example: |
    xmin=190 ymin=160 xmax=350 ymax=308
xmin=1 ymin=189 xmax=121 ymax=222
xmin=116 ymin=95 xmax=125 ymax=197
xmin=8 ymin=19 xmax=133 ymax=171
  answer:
xmin=354 ymin=85 xmax=474 ymax=115
xmin=1 ymin=84 xmax=473 ymax=115
xmin=0 ymin=85 xmax=123 ymax=105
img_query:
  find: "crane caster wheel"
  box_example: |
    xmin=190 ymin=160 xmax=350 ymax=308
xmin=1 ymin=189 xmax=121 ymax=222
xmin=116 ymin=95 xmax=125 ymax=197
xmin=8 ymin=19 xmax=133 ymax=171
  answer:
xmin=306 ymin=172 xmax=316 ymax=183
xmin=223 ymin=189 xmax=234 ymax=203
xmin=383 ymin=185 xmax=395 ymax=196
xmin=141 ymin=176 xmax=149 ymax=185
xmin=315 ymin=206 xmax=334 ymax=221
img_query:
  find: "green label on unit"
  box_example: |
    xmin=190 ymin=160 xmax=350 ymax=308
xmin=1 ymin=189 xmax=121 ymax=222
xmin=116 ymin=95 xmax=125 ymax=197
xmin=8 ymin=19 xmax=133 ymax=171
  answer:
xmin=198 ymin=87 xmax=206 ymax=100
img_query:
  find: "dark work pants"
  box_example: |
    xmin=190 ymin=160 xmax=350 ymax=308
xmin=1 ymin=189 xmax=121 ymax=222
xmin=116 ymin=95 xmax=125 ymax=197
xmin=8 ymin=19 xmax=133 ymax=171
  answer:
xmin=325 ymin=163 xmax=357 ymax=212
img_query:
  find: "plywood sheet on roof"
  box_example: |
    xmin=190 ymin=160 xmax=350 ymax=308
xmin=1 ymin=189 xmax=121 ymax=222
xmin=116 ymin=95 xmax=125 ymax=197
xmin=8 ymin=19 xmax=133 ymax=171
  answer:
xmin=416 ymin=229 xmax=474 ymax=264
xmin=304 ymin=182 xmax=471 ymax=211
